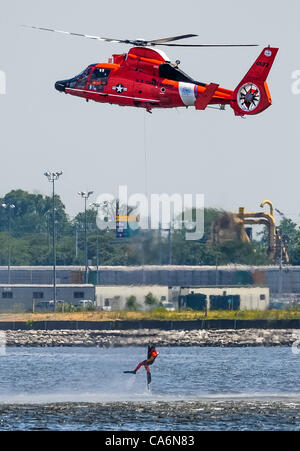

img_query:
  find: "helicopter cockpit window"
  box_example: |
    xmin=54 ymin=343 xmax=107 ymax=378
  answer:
xmin=75 ymin=67 xmax=92 ymax=89
xmin=89 ymin=68 xmax=111 ymax=91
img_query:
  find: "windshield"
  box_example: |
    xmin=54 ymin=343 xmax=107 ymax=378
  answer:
xmin=88 ymin=67 xmax=111 ymax=91
xmin=75 ymin=67 xmax=92 ymax=89
xmin=61 ymin=67 xmax=92 ymax=89
xmin=55 ymin=65 xmax=111 ymax=93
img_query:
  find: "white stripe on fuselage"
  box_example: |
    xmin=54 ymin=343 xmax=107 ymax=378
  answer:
xmin=67 ymin=88 xmax=158 ymax=103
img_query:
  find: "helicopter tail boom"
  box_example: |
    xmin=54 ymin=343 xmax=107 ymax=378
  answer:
xmin=230 ymin=46 xmax=279 ymax=116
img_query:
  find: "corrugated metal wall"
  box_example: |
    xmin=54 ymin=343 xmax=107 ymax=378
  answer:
xmin=2 ymin=266 xmax=300 ymax=294
xmin=0 ymin=267 xmax=83 ymax=285
xmin=90 ymin=266 xmax=300 ymax=294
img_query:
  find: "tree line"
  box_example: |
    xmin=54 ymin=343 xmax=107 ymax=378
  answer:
xmin=0 ymin=189 xmax=299 ymax=266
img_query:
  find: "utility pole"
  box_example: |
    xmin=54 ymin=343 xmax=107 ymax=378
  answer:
xmin=158 ymin=222 xmax=162 ymax=265
xmin=1 ymin=203 xmax=15 ymax=284
xmin=78 ymin=191 xmax=94 ymax=283
xmin=168 ymin=223 xmax=173 ymax=265
xmin=75 ymin=222 xmax=79 ymax=259
xmin=44 ymin=211 xmax=51 ymax=257
xmin=90 ymin=202 xmax=101 ymax=285
xmin=44 ymin=171 xmax=63 ymax=309
xmin=215 ymin=252 xmax=219 ymax=286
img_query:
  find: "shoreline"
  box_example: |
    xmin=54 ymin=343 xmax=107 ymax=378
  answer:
xmin=2 ymin=328 xmax=298 ymax=347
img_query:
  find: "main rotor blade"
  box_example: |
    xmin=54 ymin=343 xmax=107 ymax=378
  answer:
xmin=22 ymin=25 xmax=131 ymax=44
xmin=22 ymin=26 xmax=258 ymax=48
xmin=148 ymin=34 xmax=198 ymax=44
xmin=154 ymin=43 xmax=258 ymax=47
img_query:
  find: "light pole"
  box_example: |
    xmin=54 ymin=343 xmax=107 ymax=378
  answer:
xmin=1 ymin=203 xmax=15 ymax=284
xmin=90 ymin=202 xmax=100 ymax=285
xmin=74 ymin=221 xmax=79 ymax=260
xmin=78 ymin=191 xmax=94 ymax=283
xmin=44 ymin=211 xmax=51 ymax=256
xmin=168 ymin=223 xmax=173 ymax=265
xmin=44 ymin=171 xmax=63 ymax=309
xmin=158 ymin=222 xmax=162 ymax=265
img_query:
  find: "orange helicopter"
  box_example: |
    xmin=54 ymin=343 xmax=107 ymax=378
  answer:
xmin=25 ymin=27 xmax=278 ymax=116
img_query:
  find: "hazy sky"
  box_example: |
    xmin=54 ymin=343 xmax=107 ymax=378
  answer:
xmin=1 ymin=0 xmax=300 ymax=226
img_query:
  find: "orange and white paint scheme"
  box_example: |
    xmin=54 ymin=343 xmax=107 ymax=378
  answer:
xmin=54 ymin=45 xmax=278 ymax=116
xmin=24 ymin=27 xmax=278 ymax=116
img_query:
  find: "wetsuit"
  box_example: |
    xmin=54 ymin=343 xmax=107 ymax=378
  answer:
xmin=124 ymin=345 xmax=159 ymax=376
xmin=134 ymin=349 xmax=159 ymax=374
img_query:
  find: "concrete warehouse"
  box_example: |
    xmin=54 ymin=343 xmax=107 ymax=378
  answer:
xmin=0 ymin=265 xmax=298 ymax=296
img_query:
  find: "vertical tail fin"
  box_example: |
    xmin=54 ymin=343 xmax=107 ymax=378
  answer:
xmin=241 ymin=47 xmax=279 ymax=84
xmin=231 ymin=46 xmax=279 ymax=116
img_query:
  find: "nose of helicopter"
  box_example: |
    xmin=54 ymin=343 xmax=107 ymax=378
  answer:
xmin=55 ymin=80 xmax=67 ymax=92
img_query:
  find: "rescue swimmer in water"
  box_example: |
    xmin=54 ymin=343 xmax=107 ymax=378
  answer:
xmin=124 ymin=344 xmax=159 ymax=387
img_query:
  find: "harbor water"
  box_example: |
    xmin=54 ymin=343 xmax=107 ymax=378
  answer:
xmin=0 ymin=346 xmax=299 ymax=430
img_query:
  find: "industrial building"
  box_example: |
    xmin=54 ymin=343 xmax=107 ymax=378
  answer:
xmin=87 ymin=265 xmax=300 ymax=295
xmin=95 ymin=285 xmax=169 ymax=311
xmin=179 ymin=286 xmax=270 ymax=311
xmin=1 ymin=265 xmax=300 ymax=299
xmin=95 ymin=285 xmax=269 ymax=312
xmin=0 ymin=265 xmax=298 ymax=312
xmin=0 ymin=284 xmax=95 ymax=312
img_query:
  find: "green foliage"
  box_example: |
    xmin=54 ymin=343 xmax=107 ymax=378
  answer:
xmin=145 ymin=292 xmax=159 ymax=309
xmin=258 ymin=216 xmax=300 ymax=265
xmin=26 ymin=319 xmax=34 ymax=328
xmin=0 ymin=189 xmax=69 ymax=237
xmin=151 ymin=307 xmax=168 ymax=315
xmin=84 ymin=303 xmax=97 ymax=312
xmin=126 ymin=295 xmax=141 ymax=311
xmin=1 ymin=190 xmax=299 ymax=267
xmin=279 ymin=218 xmax=300 ymax=265
xmin=55 ymin=302 xmax=96 ymax=312
xmin=55 ymin=303 xmax=75 ymax=313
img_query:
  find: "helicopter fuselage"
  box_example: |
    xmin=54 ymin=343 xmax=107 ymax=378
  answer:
xmin=55 ymin=46 xmax=233 ymax=112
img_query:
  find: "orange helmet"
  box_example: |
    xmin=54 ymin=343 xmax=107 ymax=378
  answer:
xmin=152 ymin=351 xmax=158 ymax=357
